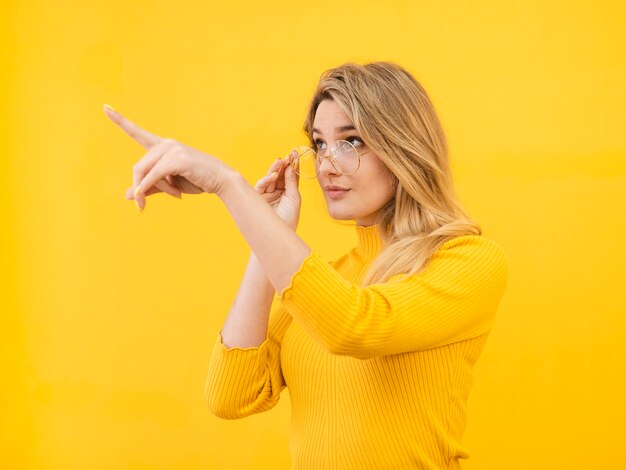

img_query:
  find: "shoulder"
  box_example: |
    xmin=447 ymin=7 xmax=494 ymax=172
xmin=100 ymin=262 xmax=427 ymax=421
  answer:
xmin=437 ymin=234 xmax=506 ymax=259
xmin=427 ymin=234 xmax=508 ymax=287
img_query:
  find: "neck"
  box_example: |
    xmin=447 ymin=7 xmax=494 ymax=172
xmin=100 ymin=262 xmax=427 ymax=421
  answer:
xmin=355 ymin=223 xmax=383 ymax=260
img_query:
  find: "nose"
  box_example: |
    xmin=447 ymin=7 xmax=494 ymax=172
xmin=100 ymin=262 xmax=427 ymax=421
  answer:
xmin=317 ymin=154 xmax=341 ymax=177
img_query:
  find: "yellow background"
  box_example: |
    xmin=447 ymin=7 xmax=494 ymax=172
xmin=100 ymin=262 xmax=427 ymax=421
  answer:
xmin=2 ymin=0 xmax=625 ymax=468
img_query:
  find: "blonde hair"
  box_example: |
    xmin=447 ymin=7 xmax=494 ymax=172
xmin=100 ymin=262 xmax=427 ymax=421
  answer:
xmin=303 ymin=61 xmax=481 ymax=286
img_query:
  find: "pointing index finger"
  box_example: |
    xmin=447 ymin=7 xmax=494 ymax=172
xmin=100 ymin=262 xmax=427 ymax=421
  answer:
xmin=103 ymin=104 xmax=162 ymax=149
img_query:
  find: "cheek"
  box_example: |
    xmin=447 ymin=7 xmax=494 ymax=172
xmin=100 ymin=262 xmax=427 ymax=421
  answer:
xmin=354 ymin=163 xmax=394 ymax=197
xmin=374 ymin=181 xmax=395 ymax=203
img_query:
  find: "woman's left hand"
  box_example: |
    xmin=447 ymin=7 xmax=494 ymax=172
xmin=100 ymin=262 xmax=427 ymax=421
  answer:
xmin=103 ymin=105 xmax=235 ymax=211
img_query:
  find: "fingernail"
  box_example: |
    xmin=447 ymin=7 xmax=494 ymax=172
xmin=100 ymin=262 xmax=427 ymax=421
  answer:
xmin=134 ymin=186 xmax=142 ymax=198
xmin=103 ymin=103 xmax=117 ymax=113
xmin=271 ymin=171 xmax=278 ymax=176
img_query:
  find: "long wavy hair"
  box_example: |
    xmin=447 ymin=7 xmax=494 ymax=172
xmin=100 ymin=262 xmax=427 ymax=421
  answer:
xmin=303 ymin=61 xmax=481 ymax=286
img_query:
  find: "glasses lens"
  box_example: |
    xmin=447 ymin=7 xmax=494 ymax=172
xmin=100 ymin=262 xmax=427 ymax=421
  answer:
xmin=291 ymin=145 xmax=318 ymax=179
xmin=331 ymin=140 xmax=359 ymax=174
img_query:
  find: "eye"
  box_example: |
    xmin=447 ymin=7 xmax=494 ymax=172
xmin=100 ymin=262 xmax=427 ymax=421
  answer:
xmin=346 ymin=136 xmax=365 ymax=147
xmin=312 ymin=139 xmax=327 ymax=150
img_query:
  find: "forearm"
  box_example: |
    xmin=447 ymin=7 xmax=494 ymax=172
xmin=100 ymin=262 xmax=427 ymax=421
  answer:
xmin=217 ymin=170 xmax=312 ymax=296
xmin=220 ymin=251 xmax=276 ymax=348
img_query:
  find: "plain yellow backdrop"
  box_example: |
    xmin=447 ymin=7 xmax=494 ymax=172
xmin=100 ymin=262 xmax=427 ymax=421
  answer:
xmin=2 ymin=0 xmax=625 ymax=468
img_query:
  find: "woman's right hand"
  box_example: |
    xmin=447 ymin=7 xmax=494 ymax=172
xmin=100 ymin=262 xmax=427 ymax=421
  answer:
xmin=254 ymin=151 xmax=301 ymax=231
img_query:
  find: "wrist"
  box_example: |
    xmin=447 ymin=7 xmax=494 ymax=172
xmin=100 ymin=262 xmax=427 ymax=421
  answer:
xmin=215 ymin=167 xmax=244 ymax=200
xmin=216 ymin=168 xmax=299 ymax=233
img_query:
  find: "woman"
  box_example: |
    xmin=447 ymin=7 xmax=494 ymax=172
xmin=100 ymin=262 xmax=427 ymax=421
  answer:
xmin=104 ymin=61 xmax=508 ymax=469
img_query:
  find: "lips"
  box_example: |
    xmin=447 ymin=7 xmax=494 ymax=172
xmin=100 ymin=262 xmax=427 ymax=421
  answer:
xmin=324 ymin=185 xmax=351 ymax=199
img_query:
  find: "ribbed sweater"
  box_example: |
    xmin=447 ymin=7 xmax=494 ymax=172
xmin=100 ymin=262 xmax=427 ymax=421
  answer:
xmin=205 ymin=224 xmax=508 ymax=469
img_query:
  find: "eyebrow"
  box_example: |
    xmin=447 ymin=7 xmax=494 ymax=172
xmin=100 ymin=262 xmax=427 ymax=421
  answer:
xmin=312 ymin=125 xmax=356 ymax=135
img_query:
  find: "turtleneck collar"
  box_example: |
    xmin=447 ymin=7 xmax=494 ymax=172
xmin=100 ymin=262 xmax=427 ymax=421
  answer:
xmin=354 ymin=223 xmax=383 ymax=260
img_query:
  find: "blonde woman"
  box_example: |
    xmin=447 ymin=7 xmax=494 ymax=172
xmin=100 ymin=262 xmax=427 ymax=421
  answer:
xmin=104 ymin=61 xmax=508 ymax=469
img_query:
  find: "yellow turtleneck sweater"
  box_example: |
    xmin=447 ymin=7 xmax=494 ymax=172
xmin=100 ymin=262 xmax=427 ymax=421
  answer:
xmin=205 ymin=224 xmax=508 ymax=469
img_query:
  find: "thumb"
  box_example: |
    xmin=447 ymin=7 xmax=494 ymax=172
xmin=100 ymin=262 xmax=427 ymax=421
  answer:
xmin=283 ymin=164 xmax=300 ymax=199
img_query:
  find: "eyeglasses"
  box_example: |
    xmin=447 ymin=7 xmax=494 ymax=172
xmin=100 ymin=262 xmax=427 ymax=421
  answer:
xmin=287 ymin=140 xmax=370 ymax=179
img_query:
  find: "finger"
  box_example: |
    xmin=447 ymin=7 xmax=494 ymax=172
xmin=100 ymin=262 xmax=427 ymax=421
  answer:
xmin=103 ymin=105 xmax=162 ymax=149
xmin=155 ymin=179 xmax=182 ymax=199
xmin=254 ymin=171 xmax=279 ymax=194
xmin=266 ymin=157 xmax=284 ymax=175
xmin=131 ymin=141 xmax=171 ymax=201
xmin=126 ymin=180 xmax=181 ymax=199
xmin=265 ymin=158 xmax=284 ymax=193
xmin=291 ymin=151 xmax=300 ymax=186
xmin=262 ymin=189 xmax=285 ymax=206
xmin=273 ymin=158 xmax=288 ymax=191
xmin=284 ymin=159 xmax=301 ymax=199
xmin=278 ymin=151 xmax=298 ymax=190
xmin=126 ymin=185 xmax=161 ymax=199
xmin=134 ymin=158 xmax=179 ymax=211
xmin=288 ymin=149 xmax=299 ymax=167
xmin=260 ymin=183 xmax=285 ymax=201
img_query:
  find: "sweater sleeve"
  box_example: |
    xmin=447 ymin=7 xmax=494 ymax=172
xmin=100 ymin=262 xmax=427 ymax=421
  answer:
xmin=204 ymin=298 xmax=292 ymax=419
xmin=277 ymin=235 xmax=508 ymax=359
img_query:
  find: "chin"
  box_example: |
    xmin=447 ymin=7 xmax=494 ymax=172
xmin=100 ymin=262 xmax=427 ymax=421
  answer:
xmin=325 ymin=203 xmax=359 ymax=221
xmin=325 ymin=199 xmax=384 ymax=225
xmin=327 ymin=210 xmax=354 ymax=221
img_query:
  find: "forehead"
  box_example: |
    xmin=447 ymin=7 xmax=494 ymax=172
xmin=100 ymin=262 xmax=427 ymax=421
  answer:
xmin=312 ymin=100 xmax=355 ymax=134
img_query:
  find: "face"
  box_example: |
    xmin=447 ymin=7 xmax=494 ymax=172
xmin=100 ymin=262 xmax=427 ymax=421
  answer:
xmin=312 ymin=99 xmax=395 ymax=226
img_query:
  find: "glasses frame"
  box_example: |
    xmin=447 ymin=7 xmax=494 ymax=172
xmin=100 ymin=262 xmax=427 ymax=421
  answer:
xmin=289 ymin=139 xmax=370 ymax=179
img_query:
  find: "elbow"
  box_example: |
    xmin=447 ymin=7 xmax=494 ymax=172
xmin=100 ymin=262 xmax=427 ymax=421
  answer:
xmin=204 ymin=385 xmax=280 ymax=420
xmin=207 ymin=404 xmax=232 ymax=420
xmin=207 ymin=406 xmax=240 ymax=421
xmin=205 ymin=392 xmax=230 ymax=420
xmin=205 ymin=393 xmax=244 ymax=420
xmin=204 ymin=384 xmax=242 ymax=420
